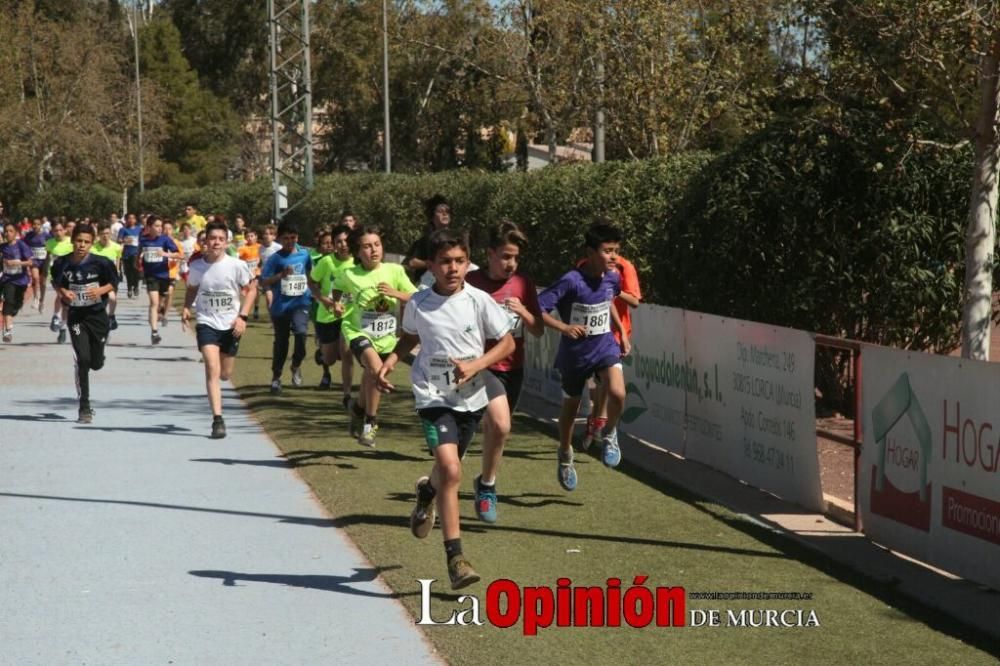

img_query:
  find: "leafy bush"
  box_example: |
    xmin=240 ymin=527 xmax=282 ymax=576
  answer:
xmin=17 ymin=183 xmax=121 ymax=220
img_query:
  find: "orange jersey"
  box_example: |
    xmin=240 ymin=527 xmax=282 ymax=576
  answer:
xmin=239 ymin=243 xmax=261 ymax=275
xmin=575 ymin=255 xmax=641 ymax=342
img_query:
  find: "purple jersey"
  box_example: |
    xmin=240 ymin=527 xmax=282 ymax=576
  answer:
xmin=138 ymin=235 xmax=178 ymax=279
xmin=537 ymin=267 xmax=621 ymax=373
xmin=23 ymin=230 xmax=50 ymax=267
xmin=0 ymin=240 xmax=33 ymax=286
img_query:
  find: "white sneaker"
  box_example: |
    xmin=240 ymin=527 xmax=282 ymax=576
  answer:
xmin=2 ymin=328 xmax=11 ymax=343
xmin=49 ymin=315 xmax=62 ymax=332
xmin=291 ymin=366 xmax=303 ymax=387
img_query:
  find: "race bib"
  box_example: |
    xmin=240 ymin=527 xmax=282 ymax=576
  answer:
xmin=427 ymin=354 xmax=483 ymax=399
xmin=32 ymin=247 xmax=47 ymax=260
xmin=570 ymin=302 xmax=611 ymax=336
xmin=70 ymin=282 xmax=99 ymax=307
xmin=3 ymin=261 xmax=22 ymax=275
xmin=179 ymin=260 xmax=189 ymax=274
xmin=245 ymin=259 xmax=259 ymax=272
xmin=143 ymin=248 xmax=164 ymax=263
xmin=361 ymin=310 xmax=396 ymax=337
xmin=280 ymin=273 xmax=307 ymax=297
xmin=504 ymin=303 xmax=524 ymax=338
xmin=199 ymin=289 xmax=235 ymax=314
xmin=123 ymin=235 xmax=137 ymax=246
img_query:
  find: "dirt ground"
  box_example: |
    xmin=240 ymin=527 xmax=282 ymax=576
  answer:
xmin=817 ymin=415 xmax=856 ymax=505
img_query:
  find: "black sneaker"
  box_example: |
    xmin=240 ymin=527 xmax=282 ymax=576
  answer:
xmin=318 ymin=374 xmax=332 ymax=390
xmin=57 ymin=328 xmax=67 ymax=344
xmin=151 ymin=331 xmax=162 ymax=345
xmin=210 ymin=417 xmax=227 ymax=439
xmin=77 ymin=408 xmax=94 ymax=424
xmin=109 ymin=315 xmax=118 ymax=331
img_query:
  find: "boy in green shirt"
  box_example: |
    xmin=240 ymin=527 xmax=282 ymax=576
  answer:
xmin=309 ymin=224 xmax=355 ymax=397
xmin=90 ymin=221 xmax=124 ymax=330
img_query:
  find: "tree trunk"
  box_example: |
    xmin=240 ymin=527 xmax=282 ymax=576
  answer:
xmin=961 ymin=24 xmax=1000 ymax=360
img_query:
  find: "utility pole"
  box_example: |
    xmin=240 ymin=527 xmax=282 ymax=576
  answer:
xmin=594 ymin=59 xmax=606 ymax=163
xmin=382 ymin=0 xmax=392 ymax=173
xmin=267 ymin=0 xmax=315 ymax=221
xmin=127 ymin=2 xmax=144 ymax=193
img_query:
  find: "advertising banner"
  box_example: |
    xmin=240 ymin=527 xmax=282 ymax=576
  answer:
xmin=684 ymin=312 xmax=823 ymax=512
xmin=523 ymin=326 xmax=565 ymax=407
xmin=860 ymin=345 xmax=1000 ymax=590
xmin=620 ymin=305 xmax=687 ymax=455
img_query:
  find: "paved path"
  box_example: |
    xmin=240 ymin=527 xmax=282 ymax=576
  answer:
xmin=0 ymin=296 xmax=439 ymax=665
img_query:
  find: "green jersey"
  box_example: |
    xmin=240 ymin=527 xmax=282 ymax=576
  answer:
xmin=310 ymin=253 xmax=355 ymax=324
xmin=45 ymin=237 xmax=73 ymax=258
xmin=91 ymin=240 xmax=123 ymax=263
xmin=332 ymin=262 xmax=416 ymax=354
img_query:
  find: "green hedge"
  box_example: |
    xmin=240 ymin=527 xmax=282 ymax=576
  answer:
xmin=17 ymin=183 xmax=122 ymax=220
xmin=10 ymin=113 xmax=978 ymax=361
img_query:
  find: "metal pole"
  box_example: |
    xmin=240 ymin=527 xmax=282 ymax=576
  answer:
xmin=301 ymin=0 xmax=314 ymax=189
xmin=382 ymin=0 xmax=392 ymax=173
xmin=594 ymin=60 xmax=605 ymax=163
xmin=132 ymin=3 xmax=144 ymax=193
xmin=268 ymin=0 xmax=281 ymax=220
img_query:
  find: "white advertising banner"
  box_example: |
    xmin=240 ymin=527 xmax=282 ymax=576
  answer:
xmin=620 ymin=305 xmax=686 ymax=455
xmin=523 ymin=326 xmax=565 ymax=407
xmin=684 ymin=312 xmax=823 ymax=511
xmin=860 ymin=345 xmax=1000 ymax=590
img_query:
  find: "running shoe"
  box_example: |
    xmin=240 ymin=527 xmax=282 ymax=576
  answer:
xmin=578 ymin=415 xmax=600 ymax=452
xmin=49 ymin=314 xmax=62 ymax=332
xmin=151 ymin=331 xmax=161 ymax=345
xmin=359 ymin=422 xmax=378 ymax=448
xmin=2 ymin=328 xmax=12 ymax=343
xmin=473 ymin=475 xmax=498 ymax=523
xmin=291 ymin=366 xmax=303 ymax=387
xmin=77 ymin=407 xmax=94 ymax=424
xmin=348 ymin=402 xmax=363 ymax=439
xmin=601 ymin=429 xmax=621 ymax=468
xmin=270 ymin=379 xmax=282 ymax=395
xmin=318 ymin=374 xmax=332 ymax=390
xmin=557 ymin=447 xmax=577 ymax=491
xmin=210 ymin=417 xmax=227 ymax=439
xmin=30 ymin=298 xmax=38 ymax=311
xmin=410 ymin=476 xmax=435 ymax=539
xmin=57 ymin=328 xmax=67 ymax=344
xmin=109 ymin=315 xmax=118 ymax=331
xmin=447 ymin=555 xmax=481 ymax=590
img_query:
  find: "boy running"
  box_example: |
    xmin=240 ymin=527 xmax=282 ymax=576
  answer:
xmin=23 ymin=218 xmax=49 ymax=312
xmin=1 ymin=222 xmax=34 ymax=342
xmin=182 ymin=221 xmax=257 ymax=439
xmin=138 ymin=215 xmax=181 ymax=345
xmin=46 ymin=222 xmax=74 ymax=343
xmin=90 ymin=222 xmax=124 ymax=330
xmin=55 ymin=223 xmax=118 ymax=423
xmin=117 ymin=213 xmax=142 ymax=298
xmin=259 ymin=222 xmax=313 ymax=394
xmin=537 ymin=222 xmax=631 ymax=491
xmin=377 ymin=228 xmax=515 ymax=589
xmin=308 ymin=228 xmax=352 ymax=391
xmin=331 ymin=225 xmax=415 ymax=447
xmin=465 ymin=221 xmax=544 ymax=522
xmin=256 ymin=224 xmax=282 ymax=318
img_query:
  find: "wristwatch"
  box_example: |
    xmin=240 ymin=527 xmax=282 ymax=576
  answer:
xmin=239 ymin=314 xmax=249 ymax=321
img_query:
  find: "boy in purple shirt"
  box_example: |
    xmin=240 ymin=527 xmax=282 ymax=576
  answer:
xmin=0 ymin=221 xmax=34 ymax=342
xmin=537 ymin=221 xmax=631 ymax=490
xmin=22 ymin=218 xmax=49 ymax=312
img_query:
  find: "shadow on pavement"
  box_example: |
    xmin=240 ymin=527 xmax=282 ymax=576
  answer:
xmin=188 ymin=566 xmax=403 ymax=599
xmin=0 ymin=412 xmax=67 ymax=422
xmin=77 ymin=423 xmax=197 ymax=437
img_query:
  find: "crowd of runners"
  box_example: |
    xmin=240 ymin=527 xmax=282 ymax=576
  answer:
xmin=0 ymin=196 xmax=642 ymax=590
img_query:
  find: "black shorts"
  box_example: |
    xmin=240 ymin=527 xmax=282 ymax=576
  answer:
xmin=196 ymin=324 xmax=241 ymax=356
xmin=144 ymin=276 xmax=172 ymax=295
xmin=1 ymin=282 xmax=26 ymax=316
xmin=349 ymin=336 xmax=390 ymax=366
xmin=489 ymin=368 xmax=524 ymax=414
xmin=560 ymin=355 xmax=623 ymax=399
xmin=68 ymin=308 xmax=110 ymax=370
xmin=418 ymin=407 xmax=485 ymax=459
xmin=315 ymin=319 xmax=342 ymax=345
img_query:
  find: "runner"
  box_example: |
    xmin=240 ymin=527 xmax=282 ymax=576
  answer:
xmin=138 ymin=215 xmax=181 ymax=345
xmin=108 ymin=212 xmax=123 ymax=240
xmin=339 ymin=211 xmax=358 ymax=231
xmin=331 ymin=224 xmax=416 ymax=447
xmin=256 ymin=223 xmax=282 ymax=318
xmin=46 ymin=222 xmax=74 ymax=343
xmin=580 ymin=246 xmax=642 ymax=451
xmin=1 ymin=221 xmax=34 ymax=342
xmin=160 ymin=220 xmax=181 ymax=328
xmin=231 ymin=214 xmax=248 ymax=250
xmin=54 ymin=223 xmax=118 ymax=423
xmin=181 ymin=203 xmax=207 ymax=233
xmin=376 ymin=228 xmax=515 ymax=589
xmin=181 ymin=220 xmax=257 ymax=439
xmin=308 ymin=225 xmax=354 ymax=394
xmin=537 ymin=221 xmax=631 ymax=491
xmin=117 ymin=213 xmax=142 ymax=298
xmin=404 ymin=194 xmax=451 ymax=284
xmin=177 ymin=222 xmax=198 ymax=283
xmin=308 ymin=228 xmax=335 ymax=388
xmin=23 ymin=217 xmax=50 ymax=312
xmin=237 ymin=227 xmax=261 ymax=281
xmin=90 ymin=222 xmax=124 ymax=330
xmin=465 ymin=221 xmax=544 ymax=522
xmin=259 ymin=222 xmax=313 ymax=395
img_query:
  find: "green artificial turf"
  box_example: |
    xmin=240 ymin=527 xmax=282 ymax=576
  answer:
xmin=182 ymin=292 xmax=997 ymax=665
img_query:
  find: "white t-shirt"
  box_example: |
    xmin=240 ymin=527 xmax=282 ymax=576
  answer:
xmin=403 ymin=284 xmax=513 ymax=411
xmin=418 ymin=261 xmax=479 ymax=291
xmin=187 ymin=254 xmax=253 ymax=330
xmin=259 ymin=241 xmax=282 ymax=266
xmin=110 ymin=221 xmax=123 ymax=239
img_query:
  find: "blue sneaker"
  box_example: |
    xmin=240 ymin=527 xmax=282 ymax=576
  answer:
xmin=473 ymin=475 xmax=498 ymax=523
xmin=557 ymin=448 xmax=577 ymax=491
xmin=602 ymin=429 xmax=621 ymax=468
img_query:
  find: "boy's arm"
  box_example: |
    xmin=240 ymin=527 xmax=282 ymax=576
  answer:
xmin=542 ymin=311 xmax=586 ymax=339
xmin=610 ymin=303 xmax=631 ymax=356
xmin=376 ymin=332 xmax=420 ymax=392
xmin=452 ymin=334 xmax=515 ymax=386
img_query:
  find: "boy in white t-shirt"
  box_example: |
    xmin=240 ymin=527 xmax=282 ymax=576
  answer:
xmin=377 ymin=228 xmax=514 ymax=590
xmin=181 ymin=220 xmax=257 ymax=439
